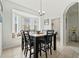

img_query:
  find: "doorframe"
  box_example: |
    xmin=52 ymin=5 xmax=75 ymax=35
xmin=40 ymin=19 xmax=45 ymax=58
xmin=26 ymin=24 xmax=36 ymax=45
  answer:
xmin=51 ymin=17 xmax=60 ymax=40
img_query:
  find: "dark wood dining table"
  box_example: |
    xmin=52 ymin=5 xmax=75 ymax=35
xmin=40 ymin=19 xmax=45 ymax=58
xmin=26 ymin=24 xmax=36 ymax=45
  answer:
xmin=29 ymin=32 xmax=57 ymax=58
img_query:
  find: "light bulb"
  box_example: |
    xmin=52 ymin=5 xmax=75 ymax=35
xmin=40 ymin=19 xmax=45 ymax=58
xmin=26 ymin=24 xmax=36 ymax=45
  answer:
xmin=38 ymin=10 xmax=46 ymax=16
xmin=42 ymin=11 xmax=45 ymax=14
xmin=38 ymin=10 xmax=41 ymax=13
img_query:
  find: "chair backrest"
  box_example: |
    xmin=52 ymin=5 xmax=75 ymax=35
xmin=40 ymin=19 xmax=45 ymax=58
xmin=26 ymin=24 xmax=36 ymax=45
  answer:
xmin=20 ymin=30 xmax=25 ymax=41
xmin=24 ymin=31 xmax=29 ymax=39
xmin=21 ymin=30 xmax=29 ymax=43
xmin=46 ymin=30 xmax=54 ymax=42
xmin=24 ymin=30 xmax=34 ymax=45
xmin=47 ymin=30 xmax=54 ymax=36
xmin=20 ymin=30 xmax=25 ymax=51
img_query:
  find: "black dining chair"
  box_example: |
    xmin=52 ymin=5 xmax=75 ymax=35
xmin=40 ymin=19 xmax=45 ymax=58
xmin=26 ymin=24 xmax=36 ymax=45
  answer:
xmin=21 ymin=30 xmax=24 ymax=51
xmin=23 ymin=31 xmax=30 ymax=57
xmin=21 ymin=30 xmax=29 ymax=57
xmin=24 ymin=31 xmax=36 ymax=58
xmin=21 ymin=30 xmax=35 ymax=57
xmin=39 ymin=30 xmax=54 ymax=58
xmin=27 ymin=31 xmax=43 ymax=58
xmin=28 ymin=35 xmax=35 ymax=57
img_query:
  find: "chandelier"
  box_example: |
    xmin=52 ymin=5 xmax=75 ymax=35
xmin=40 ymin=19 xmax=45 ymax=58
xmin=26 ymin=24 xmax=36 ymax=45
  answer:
xmin=38 ymin=0 xmax=46 ymax=16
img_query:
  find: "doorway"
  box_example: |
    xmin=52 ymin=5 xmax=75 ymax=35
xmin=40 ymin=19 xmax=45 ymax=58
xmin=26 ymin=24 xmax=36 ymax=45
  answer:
xmin=64 ymin=2 xmax=79 ymax=52
xmin=66 ymin=3 xmax=79 ymax=45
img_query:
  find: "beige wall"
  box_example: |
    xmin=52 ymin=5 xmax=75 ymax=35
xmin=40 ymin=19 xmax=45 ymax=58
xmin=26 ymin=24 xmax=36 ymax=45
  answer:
xmin=2 ymin=0 xmax=38 ymax=49
xmin=8 ymin=0 xmax=78 ymax=48
xmin=2 ymin=0 xmax=78 ymax=49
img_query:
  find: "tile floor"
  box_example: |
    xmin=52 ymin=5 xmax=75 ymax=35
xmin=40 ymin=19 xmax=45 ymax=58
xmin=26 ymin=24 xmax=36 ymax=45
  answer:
xmin=1 ymin=41 xmax=79 ymax=58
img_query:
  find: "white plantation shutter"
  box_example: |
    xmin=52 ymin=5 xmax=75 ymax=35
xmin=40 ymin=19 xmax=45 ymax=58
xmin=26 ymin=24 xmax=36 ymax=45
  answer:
xmin=0 ymin=23 xmax=2 ymax=56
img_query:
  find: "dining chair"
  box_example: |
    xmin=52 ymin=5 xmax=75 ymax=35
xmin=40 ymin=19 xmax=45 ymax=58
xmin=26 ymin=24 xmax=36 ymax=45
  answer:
xmin=23 ymin=31 xmax=30 ymax=57
xmin=27 ymin=31 xmax=43 ymax=58
xmin=24 ymin=31 xmax=36 ymax=58
xmin=21 ymin=30 xmax=24 ymax=51
xmin=22 ymin=30 xmax=35 ymax=57
xmin=40 ymin=30 xmax=54 ymax=58
xmin=21 ymin=30 xmax=29 ymax=57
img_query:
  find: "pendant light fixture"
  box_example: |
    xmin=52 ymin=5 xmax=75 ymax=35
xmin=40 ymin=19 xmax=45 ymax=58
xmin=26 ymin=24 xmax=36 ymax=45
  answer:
xmin=38 ymin=0 xmax=46 ymax=16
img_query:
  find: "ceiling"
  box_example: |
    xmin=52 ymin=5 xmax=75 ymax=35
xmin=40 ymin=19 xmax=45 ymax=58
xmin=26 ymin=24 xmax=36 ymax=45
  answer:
xmin=7 ymin=0 xmax=79 ymax=19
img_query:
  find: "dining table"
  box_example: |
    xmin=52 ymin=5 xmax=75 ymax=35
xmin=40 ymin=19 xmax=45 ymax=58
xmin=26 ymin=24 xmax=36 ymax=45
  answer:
xmin=29 ymin=32 xmax=57 ymax=58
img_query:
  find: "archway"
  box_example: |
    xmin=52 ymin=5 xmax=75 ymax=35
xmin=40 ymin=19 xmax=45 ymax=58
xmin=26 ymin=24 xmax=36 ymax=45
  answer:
xmin=63 ymin=2 xmax=79 ymax=46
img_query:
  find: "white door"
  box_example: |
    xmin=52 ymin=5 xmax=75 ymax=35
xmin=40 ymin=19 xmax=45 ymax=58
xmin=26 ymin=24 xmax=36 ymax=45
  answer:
xmin=0 ymin=23 xmax=2 ymax=56
xmin=52 ymin=18 xmax=60 ymax=40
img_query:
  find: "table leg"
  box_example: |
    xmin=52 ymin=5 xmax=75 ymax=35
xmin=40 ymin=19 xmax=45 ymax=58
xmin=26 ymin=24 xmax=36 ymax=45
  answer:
xmin=34 ymin=37 xmax=39 ymax=58
xmin=53 ymin=34 xmax=56 ymax=50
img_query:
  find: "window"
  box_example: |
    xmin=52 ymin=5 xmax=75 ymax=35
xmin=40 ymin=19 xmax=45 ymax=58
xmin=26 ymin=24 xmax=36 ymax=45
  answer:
xmin=12 ymin=9 xmax=40 ymax=34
